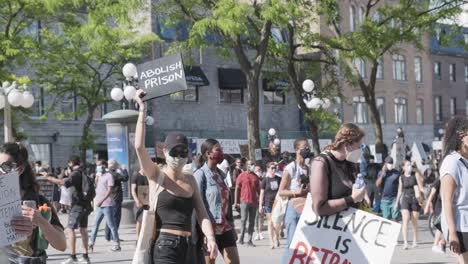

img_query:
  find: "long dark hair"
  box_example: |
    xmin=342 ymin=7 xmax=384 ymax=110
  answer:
xmin=0 ymin=143 xmax=39 ymax=193
xmin=200 ymin=138 xmax=220 ymax=164
xmin=442 ymin=116 xmax=468 ymax=159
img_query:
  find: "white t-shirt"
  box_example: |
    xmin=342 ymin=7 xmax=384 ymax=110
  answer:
xmin=440 ymin=151 xmax=468 ymax=234
xmin=284 ymin=161 xmax=309 ymax=192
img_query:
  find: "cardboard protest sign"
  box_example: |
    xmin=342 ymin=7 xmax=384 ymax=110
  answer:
xmin=0 ymin=172 xmax=27 ymax=247
xmin=411 ymin=142 xmax=428 ymax=173
xmin=432 ymin=141 xmax=442 ymax=151
xmin=138 ymin=53 xmax=187 ymax=101
xmin=285 ymin=194 xmax=401 ymax=264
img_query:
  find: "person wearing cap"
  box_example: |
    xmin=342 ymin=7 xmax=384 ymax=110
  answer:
xmin=376 ymin=156 xmax=401 ymax=221
xmin=134 ymin=89 xmax=218 ymax=264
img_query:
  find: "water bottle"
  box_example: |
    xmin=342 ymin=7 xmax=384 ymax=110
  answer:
xmin=355 ymin=173 xmax=365 ymax=189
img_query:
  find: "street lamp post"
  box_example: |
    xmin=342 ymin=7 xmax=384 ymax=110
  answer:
xmin=0 ymin=81 xmax=35 ymax=142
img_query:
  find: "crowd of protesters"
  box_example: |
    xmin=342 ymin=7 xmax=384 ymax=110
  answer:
xmin=0 ymin=106 xmax=466 ymax=264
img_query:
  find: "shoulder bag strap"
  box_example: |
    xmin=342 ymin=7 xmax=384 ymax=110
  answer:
xmin=320 ymin=153 xmax=333 ymax=200
xmin=460 ymin=158 xmax=468 ymax=171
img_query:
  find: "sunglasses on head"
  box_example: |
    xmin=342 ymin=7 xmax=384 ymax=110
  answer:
xmin=270 ymin=166 xmax=277 ymax=170
xmin=169 ymin=147 xmax=189 ymax=158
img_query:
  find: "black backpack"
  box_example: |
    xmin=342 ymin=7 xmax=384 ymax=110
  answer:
xmin=81 ymin=170 xmax=96 ymax=203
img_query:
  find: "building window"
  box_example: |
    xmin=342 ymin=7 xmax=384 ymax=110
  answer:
xmin=464 ymin=65 xmax=468 ymax=83
xmin=449 ymin=63 xmax=456 ymax=82
xmin=334 ymin=97 xmax=344 ymax=122
xmin=220 ymin=89 xmax=243 ymax=104
xmin=434 ymin=62 xmax=441 ymax=80
xmin=30 ymin=87 xmax=44 ymax=118
xmin=450 ymin=97 xmax=457 ymax=117
xmin=353 ymin=96 xmax=368 ymax=124
xmin=376 ymin=57 xmax=384 ymax=80
xmin=60 ymin=92 xmax=77 ymax=120
xmin=464 ymin=33 xmax=468 ymax=45
xmin=263 ymin=80 xmax=287 ymax=105
xmin=394 ymin=97 xmax=408 ymax=124
xmin=170 ymin=86 xmax=198 ymax=102
xmin=414 ymin=57 xmax=422 ymax=82
xmin=358 ymin=7 xmax=365 ymax=27
xmin=353 ymin=58 xmax=366 ymax=78
xmin=30 ymin=144 xmax=51 ymax=166
xmin=155 ymin=16 xmax=189 ymax=42
xmin=218 ymin=68 xmax=246 ymax=104
xmin=392 ymin=54 xmax=406 ymax=81
xmin=22 ymin=20 xmax=40 ymax=41
xmin=435 ymin=27 xmax=442 ymax=45
xmin=350 ymin=6 xmax=356 ymax=32
xmin=416 ymin=99 xmax=424 ymax=124
xmin=376 ymin=97 xmax=386 ymax=124
xmin=435 ymin=96 xmax=442 ymax=121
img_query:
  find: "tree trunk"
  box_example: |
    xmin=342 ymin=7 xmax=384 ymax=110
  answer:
xmin=246 ymin=76 xmax=261 ymax=161
xmin=366 ymin=95 xmax=385 ymax=156
xmin=308 ymin=119 xmax=321 ymax=155
xmin=80 ymin=107 xmax=95 ymax=170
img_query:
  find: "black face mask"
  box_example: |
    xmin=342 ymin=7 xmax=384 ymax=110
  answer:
xmin=299 ymin=148 xmax=312 ymax=159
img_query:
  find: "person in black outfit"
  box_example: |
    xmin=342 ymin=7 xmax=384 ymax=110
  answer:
xmin=104 ymin=160 xmax=129 ymax=242
xmin=46 ymin=156 xmax=92 ymax=264
xmin=425 ymin=178 xmax=446 ymax=253
xmin=130 ymin=169 xmax=149 ymax=240
xmin=365 ymin=155 xmax=381 ymax=209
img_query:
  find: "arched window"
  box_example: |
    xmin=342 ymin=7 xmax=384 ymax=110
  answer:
xmin=392 ymin=54 xmax=406 ymax=81
xmin=394 ymin=97 xmax=408 ymax=124
xmin=350 ymin=6 xmax=356 ymax=32
xmin=353 ymin=58 xmax=366 ymax=78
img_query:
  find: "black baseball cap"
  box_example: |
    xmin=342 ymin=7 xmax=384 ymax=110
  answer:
xmin=384 ymin=156 xmax=394 ymax=164
xmin=164 ymin=133 xmax=188 ymax=152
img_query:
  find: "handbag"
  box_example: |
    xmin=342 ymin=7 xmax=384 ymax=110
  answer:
xmin=271 ymin=195 xmax=288 ymax=225
xmin=132 ymin=173 xmax=165 ymax=264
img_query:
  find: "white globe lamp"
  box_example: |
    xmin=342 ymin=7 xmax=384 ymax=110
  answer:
xmin=145 ymin=116 xmax=154 ymax=126
xmin=438 ymin=128 xmax=444 ymax=135
xmin=302 ymin=79 xmax=315 ymax=93
xmin=111 ymin=87 xmax=124 ymax=101
xmin=122 ymin=63 xmax=138 ymax=79
xmin=21 ymin=91 xmax=35 ymax=108
xmin=8 ymin=90 xmax=23 ymax=107
xmin=322 ymin=98 xmax=331 ymax=109
xmin=268 ymin=128 xmax=276 ymax=136
xmin=309 ymin=97 xmax=322 ymax=109
xmin=273 ymin=138 xmax=281 ymax=146
xmin=123 ymin=85 xmax=137 ymax=101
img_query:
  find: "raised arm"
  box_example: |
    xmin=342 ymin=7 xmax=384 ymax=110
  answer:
xmin=134 ymin=89 xmax=159 ymax=181
xmin=278 ymin=169 xmax=294 ymax=198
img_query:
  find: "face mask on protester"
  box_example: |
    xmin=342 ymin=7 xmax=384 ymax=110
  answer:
xmin=345 ymin=146 xmax=362 ymax=163
xmin=165 ymin=153 xmax=187 ymax=171
xmin=404 ymin=165 xmax=412 ymax=174
xmin=210 ymin=150 xmax=224 ymax=164
xmin=386 ymin=164 xmax=394 ymax=171
xmin=299 ymin=148 xmax=312 ymax=159
xmin=249 ymin=165 xmax=255 ymax=172
xmin=96 ymin=166 xmax=102 ymax=173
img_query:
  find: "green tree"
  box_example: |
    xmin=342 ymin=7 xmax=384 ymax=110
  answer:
xmin=314 ymin=0 xmax=467 ymax=154
xmin=34 ymin=0 xmax=156 ymax=165
xmin=159 ymin=0 xmax=288 ymax=160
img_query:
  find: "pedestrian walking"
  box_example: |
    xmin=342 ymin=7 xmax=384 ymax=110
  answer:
xmin=395 ymin=159 xmax=424 ymax=249
xmin=259 ymin=162 xmax=282 ymax=249
xmin=424 ymin=178 xmax=446 ymax=254
xmin=376 ymin=157 xmax=401 ymax=221
xmin=88 ymin=159 xmax=121 ymax=252
xmin=0 ymin=143 xmax=66 ymax=264
xmin=253 ymin=163 xmax=265 ymax=241
xmin=131 ymin=169 xmax=149 ymax=240
xmin=234 ymin=160 xmax=260 ymax=247
xmin=365 ymin=155 xmax=380 ymax=209
xmin=278 ymin=137 xmax=311 ymax=248
xmin=133 ymin=89 xmax=218 ymax=264
xmin=104 ymin=162 xmax=129 ymax=243
xmin=45 ymin=156 xmax=92 ymax=264
xmin=194 ymin=138 xmax=240 ymax=264
xmin=440 ymin=117 xmax=468 ymax=263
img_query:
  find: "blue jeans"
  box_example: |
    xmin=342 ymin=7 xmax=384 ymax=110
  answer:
xmin=281 ymin=200 xmax=301 ymax=263
xmin=89 ymin=206 xmax=120 ymax=246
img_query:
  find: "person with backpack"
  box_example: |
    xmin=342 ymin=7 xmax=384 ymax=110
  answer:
xmin=88 ymin=159 xmax=121 ymax=252
xmin=46 ymin=156 xmax=93 ymax=264
xmin=104 ymin=161 xmax=129 ymax=243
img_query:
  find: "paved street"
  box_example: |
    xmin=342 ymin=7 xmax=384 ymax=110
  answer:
xmin=47 ymin=212 xmax=456 ymax=264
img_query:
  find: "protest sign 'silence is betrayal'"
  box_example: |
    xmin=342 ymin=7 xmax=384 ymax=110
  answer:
xmin=138 ymin=53 xmax=187 ymax=101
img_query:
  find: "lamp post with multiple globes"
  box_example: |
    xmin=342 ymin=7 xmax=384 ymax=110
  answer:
xmin=0 ymin=81 xmax=35 ymax=142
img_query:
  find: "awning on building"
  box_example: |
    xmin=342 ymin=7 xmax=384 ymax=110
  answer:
xmin=185 ymin=66 xmax=209 ymax=86
xmin=263 ymin=79 xmax=289 ymax=91
xmin=218 ymin=68 xmax=246 ymax=90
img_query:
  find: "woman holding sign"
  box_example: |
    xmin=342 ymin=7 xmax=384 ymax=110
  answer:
xmin=310 ymin=123 xmax=367 ymax=216
xmin=440 ymin=116 xmax=468 ymax=263
xmin=0 ymin=142 xmax=66 ymax=263
xmin=133 ymin=90 xmax=218 ymax=264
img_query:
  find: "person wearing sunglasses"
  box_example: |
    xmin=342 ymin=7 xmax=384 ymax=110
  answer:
xmin=133 ymin=89 xmax=217 ymax=264
xmin=0 ymin=143 xmax=66 ymax=264
xmin=259 ymin=162 xmax=282 ymax=249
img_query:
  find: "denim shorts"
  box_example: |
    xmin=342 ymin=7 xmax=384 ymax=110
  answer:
xmin=264 ymin=206 xmax=273 ymax=214
xmin=152 ymin=232 xmax=190 ymax=264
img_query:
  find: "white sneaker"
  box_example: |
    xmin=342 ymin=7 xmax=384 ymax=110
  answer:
xmin=432 ymin=245 xmax=445 ymax=254
xmin=403 ymin=242 xmax=408 ymax=250
xmin=253 ymin=233 xmax=260 ymax=241
xmin=259 ymin=233 xmax=265 ymax=240
xmin=412 ymin=241 xmax=418 ymax=248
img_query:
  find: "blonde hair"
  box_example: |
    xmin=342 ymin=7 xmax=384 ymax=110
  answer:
xmin=325 ymin=123 xmax=365 ymax=151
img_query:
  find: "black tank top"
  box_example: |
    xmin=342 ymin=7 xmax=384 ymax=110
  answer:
xmin=156 ymin=190 xmax=194 ymax=232
xmin=402 ymin=173 xmax=417 ymax=197
xmin=320 ymin=152 xmax=355 ymax=200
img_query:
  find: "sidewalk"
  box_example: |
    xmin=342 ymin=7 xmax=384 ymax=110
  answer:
xmin=46 ymin=212 xmax=455 ymax=263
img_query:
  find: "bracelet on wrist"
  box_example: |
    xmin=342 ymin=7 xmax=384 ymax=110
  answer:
xmin=345 ymin=196 xmax=354 ymax=207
